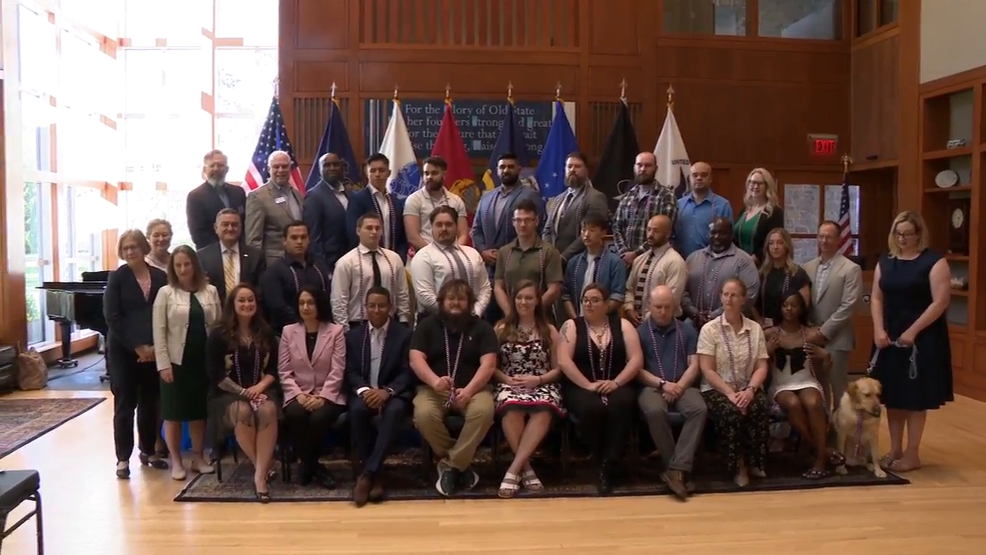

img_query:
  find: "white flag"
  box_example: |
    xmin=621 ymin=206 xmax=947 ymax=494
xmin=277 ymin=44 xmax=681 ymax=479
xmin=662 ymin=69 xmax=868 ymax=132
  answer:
xmin=653 ymin=109 xmax=690 ymax=198
xmin=379 ymin=100 xmax=420 ymax=200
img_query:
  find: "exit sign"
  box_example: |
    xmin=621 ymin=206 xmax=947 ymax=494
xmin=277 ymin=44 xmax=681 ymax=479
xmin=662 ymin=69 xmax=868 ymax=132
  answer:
xmin=808 ymin=134 xmax=839 ymax=157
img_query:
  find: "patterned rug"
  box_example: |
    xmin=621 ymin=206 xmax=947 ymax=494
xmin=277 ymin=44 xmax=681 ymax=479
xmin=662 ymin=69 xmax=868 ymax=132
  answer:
xmin=175 ymin=447 xmax=909 ymax=503
xmin=0 ymin=397 xmax=106 ymax=459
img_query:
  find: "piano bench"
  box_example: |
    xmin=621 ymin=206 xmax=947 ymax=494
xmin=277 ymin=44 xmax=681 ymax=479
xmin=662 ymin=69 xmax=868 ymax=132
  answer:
xmin=0 ymin=470 xmax=44 ymax=554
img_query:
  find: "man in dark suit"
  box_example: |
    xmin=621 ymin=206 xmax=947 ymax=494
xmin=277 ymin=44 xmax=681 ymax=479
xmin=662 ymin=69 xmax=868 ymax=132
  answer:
xmin=303 ymin=152 xmax=357 ymax=272
xmin=543 ymin=152 xmax=611 ymax=264
xmin=346 ymin=153 xmax=408 ymax=261
xmin=186 ymin=150 xmax=247 ymax=250
xmin=198 ymin=208 xmax=266 ymax=301
xmin=345 ymin=286 xmax=415 ymax=507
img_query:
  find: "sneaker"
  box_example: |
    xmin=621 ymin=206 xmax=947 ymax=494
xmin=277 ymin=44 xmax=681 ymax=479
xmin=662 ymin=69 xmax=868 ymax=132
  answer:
xmin=435 ymin=466 xmax=459 ymax=497
xmin=458 ymin=467 xmax=479 ymax=491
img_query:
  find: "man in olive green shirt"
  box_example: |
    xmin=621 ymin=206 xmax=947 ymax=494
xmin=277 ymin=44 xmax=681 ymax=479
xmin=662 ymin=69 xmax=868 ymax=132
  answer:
xmin=493 ymin=198 xmax=564 ymax=319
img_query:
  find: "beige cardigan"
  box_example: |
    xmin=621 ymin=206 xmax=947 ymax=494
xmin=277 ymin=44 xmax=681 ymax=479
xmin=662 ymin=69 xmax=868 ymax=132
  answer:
xmin=152 ymin=284 xmax=222 ymax=371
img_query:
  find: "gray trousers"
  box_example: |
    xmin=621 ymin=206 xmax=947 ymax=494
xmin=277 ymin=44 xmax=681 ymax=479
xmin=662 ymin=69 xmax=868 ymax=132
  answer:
xmin=638 ymin=386 xmax=708 ymax=473
xmin=825 ymin=350 xmax=850 ymax=411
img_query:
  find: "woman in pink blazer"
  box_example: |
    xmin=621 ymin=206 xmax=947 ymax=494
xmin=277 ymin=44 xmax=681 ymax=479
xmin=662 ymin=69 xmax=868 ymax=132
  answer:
xmin=279 ymin=285 xmax=347 ymax=489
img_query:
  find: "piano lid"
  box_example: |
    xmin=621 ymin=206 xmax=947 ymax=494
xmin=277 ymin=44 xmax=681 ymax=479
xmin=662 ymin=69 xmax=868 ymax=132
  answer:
xmin=38 ymin=281 xmax=107 ymax=292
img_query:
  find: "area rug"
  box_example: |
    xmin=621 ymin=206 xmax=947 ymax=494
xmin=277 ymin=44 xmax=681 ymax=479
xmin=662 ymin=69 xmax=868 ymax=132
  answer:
xmin=0 ymin=397 xmax=106 ymax=459
xmin=175 ymin=448 xmax=909 ymax=503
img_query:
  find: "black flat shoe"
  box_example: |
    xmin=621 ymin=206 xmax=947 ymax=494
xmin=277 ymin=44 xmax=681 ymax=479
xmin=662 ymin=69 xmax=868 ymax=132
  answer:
xmin=139 ymin=453 xmax=169 ymax=470
xmin=255 ymin=488 xmax=271 ymax=503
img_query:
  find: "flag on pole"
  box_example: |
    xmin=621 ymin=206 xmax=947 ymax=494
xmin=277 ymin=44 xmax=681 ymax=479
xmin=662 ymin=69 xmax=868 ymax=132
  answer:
xmin=653 ymin=87 xmax=690 ymax=199
xmin=593 ymin=96 xmax=640 ymax=213
xmin=836 ymin=160 xmax=853 ymax=255
xmin=305 ymin=96 xmax=360 ymax=191
xmin=378 ymin=98 xmax=420 ymax=200
xmin=244 ymin=96 xmax=304 ymax=193
xmin=481 ymin=95 xmax=533 ymax=192
xmin=534 ymin=100 xmax=578 ymax=204
xmin=431 ymin=95 xmax=480 ymax=216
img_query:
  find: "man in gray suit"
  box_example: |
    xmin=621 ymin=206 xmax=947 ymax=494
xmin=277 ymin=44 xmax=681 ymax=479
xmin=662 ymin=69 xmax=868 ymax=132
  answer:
xmin=245 ymin=150 xmax=305 ymax=265
xmin=543 ymin=152 xmax=610 ymax=264
xmin=803 ymin=220 xmax=862 ymax=409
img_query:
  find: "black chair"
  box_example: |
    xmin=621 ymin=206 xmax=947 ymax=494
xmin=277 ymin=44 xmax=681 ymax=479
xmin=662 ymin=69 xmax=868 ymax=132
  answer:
xmin=418 ymin=415 xmax=499 ymax=484
xmin=0 ymin=470 xmax=43 ymax=554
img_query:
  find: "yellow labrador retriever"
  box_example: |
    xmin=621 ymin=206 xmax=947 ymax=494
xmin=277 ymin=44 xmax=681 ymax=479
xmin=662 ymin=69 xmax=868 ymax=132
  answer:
xmin=832 ymin=377 xmax=887 ymax=479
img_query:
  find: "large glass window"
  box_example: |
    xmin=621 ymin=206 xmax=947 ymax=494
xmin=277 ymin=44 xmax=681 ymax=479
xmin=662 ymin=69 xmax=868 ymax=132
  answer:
xmin=216 ymin=0 xmax=279 ymax=44
xmin=24 ymin=182 xmax=55 ymax=345
xmin=663 ymin=0 xmax=746 ymax=36
xmin=57 ymin=186 xmax=106 ymax=282
xmin=758 ymin=0 xmax=840 ymax=40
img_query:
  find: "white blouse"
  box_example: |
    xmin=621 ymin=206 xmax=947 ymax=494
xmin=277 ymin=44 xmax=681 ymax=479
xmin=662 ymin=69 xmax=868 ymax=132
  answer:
xmin=697 ymin=315 xmax=768 ymax=392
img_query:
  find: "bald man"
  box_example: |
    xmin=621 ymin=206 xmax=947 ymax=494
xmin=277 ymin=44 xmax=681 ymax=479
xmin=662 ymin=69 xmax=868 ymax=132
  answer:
xmin=623 ymin=215 xmax=687 ymax=326
xmin=612 ymin=152 xmax=679 ymax=266
xmin=675 ymin=161 xmax=734 ymax=258
xmin=636 ymin=285 xmax=706 ymax=500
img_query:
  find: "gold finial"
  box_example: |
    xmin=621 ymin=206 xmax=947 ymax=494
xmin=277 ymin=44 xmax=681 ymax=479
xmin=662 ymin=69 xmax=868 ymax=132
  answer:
xmin=507 ymin=81 xmax=514 ymax=101
xmin=330 ymin=82 xmax=337 ymax=100
xmin=841 ymin=154 xmax=853 ymax=173
xmin=272 ymin=77 xmax=280 ymax=99
xmin=620 ymin=79 xmax=627 ymax=100
xmin=445 ymin=83 xmax=451 ymax=102
xmin=555 ymin=82 xmax=562 ymax=101
xmin=666 ymin=85 xmax=674 ymax=108
xmin=393 ymin=85 xmax=399 ymax=101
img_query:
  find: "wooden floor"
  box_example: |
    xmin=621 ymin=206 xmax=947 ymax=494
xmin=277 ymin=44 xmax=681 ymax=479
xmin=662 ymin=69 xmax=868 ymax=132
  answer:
xmin=3 ymin=390 xmax=986 ymax=555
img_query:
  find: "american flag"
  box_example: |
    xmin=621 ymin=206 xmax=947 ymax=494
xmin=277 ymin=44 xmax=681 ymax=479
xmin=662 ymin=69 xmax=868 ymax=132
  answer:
xmin=243 ymin=97 xmax=304 ymax=193
xmin=836 ymin=171 xmax=853 ymax=255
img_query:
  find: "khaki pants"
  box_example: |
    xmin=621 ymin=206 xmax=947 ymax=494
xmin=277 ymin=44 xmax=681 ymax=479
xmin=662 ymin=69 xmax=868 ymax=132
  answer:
xmin=412 ymin=386 xmax=494 ymax=471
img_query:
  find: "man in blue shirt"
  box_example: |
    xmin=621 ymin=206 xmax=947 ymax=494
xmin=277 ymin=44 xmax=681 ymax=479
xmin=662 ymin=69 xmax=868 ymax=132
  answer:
xmin=636 ymin=285 xmax=707 ymax=500
xmin=561 ymin=213 xmax=626 ymax=320
xmin=674 ymin=161 xmax=734 ymax=258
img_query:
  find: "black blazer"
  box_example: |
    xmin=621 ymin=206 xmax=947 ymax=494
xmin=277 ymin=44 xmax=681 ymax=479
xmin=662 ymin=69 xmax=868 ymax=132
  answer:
xmin=345 ymin=187 xmax=408 ymax=261
xmin=303 ymin=181 xmax=356 ymax=272
xmin=344 ymin=320 xmax=415 ymax=400
xmin=186 ymin=182 xmax=247 ymax=250
xmin=735 ymin=206 xmax=785 ymax=263
xmin=103 ymin=264 xmax=168 ymax=353
xmin=197 ymin=241 xmax=267 ymax=300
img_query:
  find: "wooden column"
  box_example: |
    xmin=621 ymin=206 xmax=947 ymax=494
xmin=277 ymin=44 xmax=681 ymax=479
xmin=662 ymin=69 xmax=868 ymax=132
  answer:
xmin=896 ymin=0 xmax=922 ymax=211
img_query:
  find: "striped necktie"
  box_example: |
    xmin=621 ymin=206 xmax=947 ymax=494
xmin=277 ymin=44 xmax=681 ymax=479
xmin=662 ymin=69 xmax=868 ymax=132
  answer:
xmin=223 ymin=249 xmax=237 ymax=298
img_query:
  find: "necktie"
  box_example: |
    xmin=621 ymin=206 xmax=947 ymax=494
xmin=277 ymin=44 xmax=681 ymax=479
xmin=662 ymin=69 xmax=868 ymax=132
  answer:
xmin=449 ymin=247 xmax=470 ymax=282
xmin=555 ymin=192 xmax=574 ymax=232
xmin=370 ymin=251 xmax=383 ymax=288
xmin=223 ymin=249 xmax=237 ymax=298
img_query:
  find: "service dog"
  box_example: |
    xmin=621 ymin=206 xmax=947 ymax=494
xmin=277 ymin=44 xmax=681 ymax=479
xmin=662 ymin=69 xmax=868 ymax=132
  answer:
xmin=832 ymin=377 xmax=886 ymax=478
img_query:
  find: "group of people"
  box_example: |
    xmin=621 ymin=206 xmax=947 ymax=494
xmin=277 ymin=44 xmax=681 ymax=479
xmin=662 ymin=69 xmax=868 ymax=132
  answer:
xmin=102 ymin=147 xmax=953 ymax=506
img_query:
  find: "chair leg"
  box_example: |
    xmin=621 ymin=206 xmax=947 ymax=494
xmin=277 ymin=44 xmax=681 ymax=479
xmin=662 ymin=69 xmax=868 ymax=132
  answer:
xmin=34 ymin=491 xmax=44 ymax=555
xmin=491 ymin=427 xmax=500 ymax=479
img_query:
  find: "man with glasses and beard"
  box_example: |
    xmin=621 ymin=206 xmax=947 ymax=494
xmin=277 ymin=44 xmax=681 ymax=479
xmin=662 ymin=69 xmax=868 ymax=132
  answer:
xmin=409 ymin=279 xmax=499 ymax=497
xmin=186 ymin=149 xmax=246 ymax=250
xmin=403 ymin=157 xmax=470 ymax=249
xmin=303 ymin=152 xmax=358 ymax=273
xmin=612 ymin=151 xmax=679 ymax=267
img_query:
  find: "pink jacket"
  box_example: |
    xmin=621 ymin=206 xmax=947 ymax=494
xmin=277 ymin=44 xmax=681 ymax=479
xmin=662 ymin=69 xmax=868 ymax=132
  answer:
xmin=278 ymin=322 xmax=347 ymax=406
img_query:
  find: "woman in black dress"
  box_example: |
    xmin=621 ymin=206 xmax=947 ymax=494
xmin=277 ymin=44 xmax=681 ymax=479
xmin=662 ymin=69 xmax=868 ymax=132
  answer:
xmin=557 ymin=283 xmax=643 ymax=494
xmin=207 ymin=284 xmax=281 ymax=502
xmin=755 ymin=228 xmax=811 ymax=328
xmin=870 ymin=211 xmax=953 ymax=473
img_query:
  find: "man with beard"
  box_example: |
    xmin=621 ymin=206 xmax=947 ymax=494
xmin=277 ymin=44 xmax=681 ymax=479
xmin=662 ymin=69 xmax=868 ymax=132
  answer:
xmin=409 ymin=279 xmax=499 ymax=497
xmin=260 ymin=221 xmax=332 ymax=333
xmin=403 ymin=156 xmax=469 ymax=249
xmin=245 ymin=150 xmax=306 ymax=265
xmin=612 ymin=152 xmax=679 ymax=266
xmin=543 ymin=152 xmax=610 ymax=264
xmin=346 ymin=153 xmax=409 ymax=261
xmin=623 ymin=215 xmax=688 ymax=326
xmin=681 ymin=217 xmax=759 ymax=328
xmin=409 ymin=206 xmax=491 ymax=320
xmin=186 ymin=150 xmax=246 ymax=249
xmin=303 ymin=152 xmax=358 ymax=272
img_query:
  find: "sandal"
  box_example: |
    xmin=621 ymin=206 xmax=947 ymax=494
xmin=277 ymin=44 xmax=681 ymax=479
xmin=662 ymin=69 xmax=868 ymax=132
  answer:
xmin=827 ymin=451 xmax=846 ymax=467
xmin=520 ymin=469 xmax=544 ymax=491
xmin=879 ymin=453 xmax=900 ymax=467
xmin=802 ymin=467 xmax=832 ymax=480
xmin=497 ymin=473 xmax=521 ymax=498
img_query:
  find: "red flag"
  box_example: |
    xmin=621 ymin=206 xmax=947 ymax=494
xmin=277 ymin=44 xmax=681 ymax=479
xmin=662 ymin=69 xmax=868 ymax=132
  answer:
xmin=431 ymin=101 xmax=479 ymax=223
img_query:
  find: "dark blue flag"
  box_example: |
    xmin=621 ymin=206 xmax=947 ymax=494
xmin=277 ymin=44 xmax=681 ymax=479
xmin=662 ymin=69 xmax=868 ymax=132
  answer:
xmin=305 ymin=99 xmax=360 ymax=191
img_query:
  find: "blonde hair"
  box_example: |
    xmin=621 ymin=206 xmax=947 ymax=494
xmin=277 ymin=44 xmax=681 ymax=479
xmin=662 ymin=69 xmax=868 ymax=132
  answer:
xmin=146 ymin=219 xmax=173 ymax=238
xmin=759 ymin=227 xmax=799 ymax=277
xmin=887 ymin=210 xmax=929 ymax=258
xmin=117 ymin=229 xmax=151 ymax=259
xmin=743 ymin=168 xmax=779 ymax=216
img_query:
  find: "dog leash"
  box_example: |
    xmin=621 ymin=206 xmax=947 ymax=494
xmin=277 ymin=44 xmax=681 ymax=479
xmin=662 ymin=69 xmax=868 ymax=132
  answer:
xmin=866 ymin=340 xmax=918 ymax=380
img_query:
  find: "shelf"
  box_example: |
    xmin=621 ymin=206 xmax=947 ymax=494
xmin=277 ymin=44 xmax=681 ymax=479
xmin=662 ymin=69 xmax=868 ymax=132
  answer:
xmin=923 ymin=185 xmax=972 ymax=194
xmin=922 ymin=88 xmax=975 ymax=152
xmin=945 ymin=254 xmax=970 ymax=261
xmin=922 ymin=147 xmax=973 ymax=160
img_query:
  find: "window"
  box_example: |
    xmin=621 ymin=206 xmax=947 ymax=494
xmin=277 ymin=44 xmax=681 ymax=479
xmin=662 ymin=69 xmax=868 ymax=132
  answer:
xmin=60 ymin=30 xmax=107 ymax=115
xmin=21 ymin=94 xmax=55 ymax=173
xmin=123 ymin=0 xmax=210 ymax=46
xmin=163 ymin=48 xmax=209 ymax=114
xmin=216 ymin=0 xmax=279 ymax=45
xmin=61 ymin=0 xmax=122 ymax=37
xmin=783 ymin=183 xmax=861 ymax=265
xmin=663 ymin=0 xmax=746 ymax=36
xmin=879 ymin=0 xmax=898 ymax=25
xmin=17 ymin=4 xmax=57 ymax=95
xmin=57 ymin=186 xmax=106 ymax=282
xmin=25 ymin=182 xmax=55 ymax=345
xmin=758 ymin=0 xmax=840 ymax=40
xmin=856 ymin=0 xmax=875 ymax=36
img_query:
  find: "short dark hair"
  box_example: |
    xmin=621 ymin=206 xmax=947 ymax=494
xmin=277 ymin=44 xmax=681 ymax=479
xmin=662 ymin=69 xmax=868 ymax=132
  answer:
xmin=566 ymin=151 xmax=588 ymax=166
xmin=298 ymin=285 xmax=333 ymax=323
xmin=497 ymin=152 xmax=518 ymax=164
xmin=513 ymin=198 xmax=539 ymax=217
xmin=365 ymin=286 xmax=392 ymax=304
xmin=357 ymin=212 xmax=382 ymax=228
xmin=282 ymin=220 xmax=308 ymax=237
xmin=581 ymin=213 xmax=608 ymax=230
xmin=582 ymin=282 xmax=610 ymax=300
xmin=366 ymin=153 xmax=390 ymax=166
xmin=818 ymin=220 xmax=840 ymax=234
xmin=429 ymin=205 xmax=459 ymax=224
xmin=423 ymin=156 xmax=447 ymax=171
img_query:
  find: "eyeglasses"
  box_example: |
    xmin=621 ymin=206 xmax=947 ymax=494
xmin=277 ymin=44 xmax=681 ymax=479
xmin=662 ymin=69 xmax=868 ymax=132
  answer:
xmin=894 ymin=231 xmax=917 ymax=239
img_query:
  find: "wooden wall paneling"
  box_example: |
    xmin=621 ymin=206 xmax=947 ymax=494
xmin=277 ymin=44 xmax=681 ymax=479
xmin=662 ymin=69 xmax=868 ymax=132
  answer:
xmin=850 ymin=35 xmax=899 ymax=164
xmin=894 ymin=0 xmax=921 ymax=212
xmin=972 ymin=336 xmax=986 ymax=401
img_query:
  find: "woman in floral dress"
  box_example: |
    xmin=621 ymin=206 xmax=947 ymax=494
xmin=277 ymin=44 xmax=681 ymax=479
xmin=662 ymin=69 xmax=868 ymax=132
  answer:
xmin=493 ymin=280 xmax=564 ymax=497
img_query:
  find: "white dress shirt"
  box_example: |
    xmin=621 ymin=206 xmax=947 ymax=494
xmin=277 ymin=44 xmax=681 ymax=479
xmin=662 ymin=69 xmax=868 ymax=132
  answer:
xmin=331 ymin=244 xmax=410 ymax=328
xmin=370 ymin=187 xmax=392 ymax=249
xmin=355 ymin=320 xmax=389 ymax=395
xmin=409 ymin=241 xmax=491 ymax=316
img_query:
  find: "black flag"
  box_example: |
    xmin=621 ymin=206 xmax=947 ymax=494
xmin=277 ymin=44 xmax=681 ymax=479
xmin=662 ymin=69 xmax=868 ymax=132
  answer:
xmin=593 ymin=99 xmax=640 ymax=217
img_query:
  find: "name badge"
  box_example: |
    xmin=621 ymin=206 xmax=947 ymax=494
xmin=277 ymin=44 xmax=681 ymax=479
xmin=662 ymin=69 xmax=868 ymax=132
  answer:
xmin=274 ymin=196 xmax=287 ymax=204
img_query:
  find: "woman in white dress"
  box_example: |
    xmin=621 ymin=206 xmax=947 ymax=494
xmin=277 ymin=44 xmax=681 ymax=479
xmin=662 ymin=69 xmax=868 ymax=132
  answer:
xmin=765 ymin=292 xmax=842 ymax=479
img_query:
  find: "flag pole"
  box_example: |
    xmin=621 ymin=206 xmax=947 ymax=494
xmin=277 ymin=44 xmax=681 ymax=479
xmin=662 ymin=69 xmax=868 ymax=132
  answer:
xmin=620 ymin=79 xmax=627 ymax=103
xmin=445 ymin=83 xmax=452 ymax=106
xmin=555 ymin=82 xmax=562 ymax=102
xmin=841 ymin=153 xmax=852 ymax=175
xmin=393 ymin=84 xmax=399 ymax=102
xmin=666 ymin=85 xmax=674 ymax=111
xmin=273 ymin=77 xmax=280 ymax=99
xmin=507 ymin=81 xmax=514 ymax=104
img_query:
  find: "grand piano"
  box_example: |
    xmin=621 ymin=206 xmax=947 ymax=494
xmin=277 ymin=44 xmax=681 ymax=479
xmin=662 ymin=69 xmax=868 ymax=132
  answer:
xmin=38 ymin=271 xmax=110 ymax=378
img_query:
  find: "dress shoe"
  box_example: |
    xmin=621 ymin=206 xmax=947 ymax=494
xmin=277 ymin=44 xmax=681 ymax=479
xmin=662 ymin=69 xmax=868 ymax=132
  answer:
xmin=662 ymin=470 xmax=689 ymax=500
xmin=368 ymin=474 xmax=385 ymax=503
xmin=597 ymin=465 xmax=613 ymax=495
xmin=352 ymin=474 xmax=373 ymax=507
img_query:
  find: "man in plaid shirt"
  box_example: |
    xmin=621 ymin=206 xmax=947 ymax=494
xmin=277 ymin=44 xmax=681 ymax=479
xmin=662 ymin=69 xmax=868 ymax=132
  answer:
xmin=612 ymin=152 xmax=679 ymax=266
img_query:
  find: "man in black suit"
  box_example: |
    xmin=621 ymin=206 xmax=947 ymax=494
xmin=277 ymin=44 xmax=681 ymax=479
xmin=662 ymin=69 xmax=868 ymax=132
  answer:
xmin=345 ymin=153 xmax=409 ymax=261
xmin=197 ymin=208 xmax=266 ymax=301
xmin=186 ymin=150 xmax=247 ymax=250
xmin=303 ymin=152 xmax=358 ymax=272
xmin=345 ymin=286 xmax=415 ymax=507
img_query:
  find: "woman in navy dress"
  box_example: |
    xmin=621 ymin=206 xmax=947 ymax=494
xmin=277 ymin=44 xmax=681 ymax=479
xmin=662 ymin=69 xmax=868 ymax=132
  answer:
xmin=870 ymin=211 xmax=953 ymax=473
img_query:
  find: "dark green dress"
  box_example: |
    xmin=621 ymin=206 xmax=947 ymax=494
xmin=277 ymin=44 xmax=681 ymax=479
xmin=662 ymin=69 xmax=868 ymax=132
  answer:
xmin=161 ymin=295 xmax=209 ymax=421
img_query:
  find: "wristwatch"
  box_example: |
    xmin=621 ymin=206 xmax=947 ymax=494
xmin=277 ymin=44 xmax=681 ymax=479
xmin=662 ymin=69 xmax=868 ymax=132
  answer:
xmin=385 ymin=387 xmax=395 ymax=395
xmin=658 ymin=379 xmax=667 ymax=389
